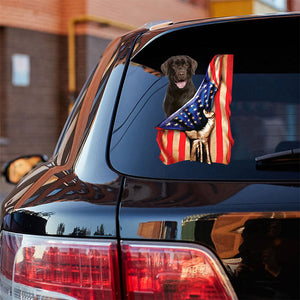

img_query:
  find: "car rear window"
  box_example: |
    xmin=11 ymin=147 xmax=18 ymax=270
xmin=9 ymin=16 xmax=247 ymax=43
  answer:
xmin=109 ymin=16 xmax=299 ymax=180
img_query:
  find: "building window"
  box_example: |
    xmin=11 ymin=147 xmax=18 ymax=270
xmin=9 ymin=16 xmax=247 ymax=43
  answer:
xmin=12 ymin=54 xmax=30 ymax=87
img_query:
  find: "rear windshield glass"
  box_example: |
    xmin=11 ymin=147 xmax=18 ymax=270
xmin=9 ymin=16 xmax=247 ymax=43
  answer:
xmin=109 ymin=17 xmax=300 ymax=180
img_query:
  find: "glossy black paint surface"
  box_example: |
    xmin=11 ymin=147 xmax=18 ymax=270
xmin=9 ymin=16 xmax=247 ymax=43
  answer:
xmin=120 ymin=178 xmax=300 ymax=245
xmin=120 ymin=178 xmax=300 ymax=298
xmin=2 ymin=170 xmax=122 ymax=237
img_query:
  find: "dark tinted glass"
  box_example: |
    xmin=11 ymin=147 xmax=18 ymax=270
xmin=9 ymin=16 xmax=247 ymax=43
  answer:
xmin=109 ymin=17 xmax=300 ymax=180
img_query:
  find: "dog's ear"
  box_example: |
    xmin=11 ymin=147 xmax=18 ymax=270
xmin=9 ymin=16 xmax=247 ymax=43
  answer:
xmin=161 ymin=58 xmax=170 ymax=75
xmin=187 ymin=56 xmax=198 ymax=74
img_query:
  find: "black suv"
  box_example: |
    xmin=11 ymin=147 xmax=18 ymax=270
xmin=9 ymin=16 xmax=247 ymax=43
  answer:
xmin=1 ymin=14 xmax=299 ymax=300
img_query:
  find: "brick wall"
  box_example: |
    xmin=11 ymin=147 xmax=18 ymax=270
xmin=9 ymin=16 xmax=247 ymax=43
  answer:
xmin=0 ymin=28 xmax=65 ymax=162
xmin=0 ymin=0 xmax=64 ymax=34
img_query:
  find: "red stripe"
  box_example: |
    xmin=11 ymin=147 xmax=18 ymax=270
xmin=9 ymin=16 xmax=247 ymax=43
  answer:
xmin=214 ymin=56 xmax=224 ymax=163
xmin=166 ymin=130 xmax=175 ymax=164
xmin=225 ymin=55 xmax=234 ymax=163
xmin=178 ymin=131 xmax=186 ymax=161
xmin=214 ymin=93 xmax=223 ymax=163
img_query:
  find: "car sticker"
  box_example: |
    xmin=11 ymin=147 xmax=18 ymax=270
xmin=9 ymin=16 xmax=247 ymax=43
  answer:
xmin=156 ymin=54 xmax=234 ymax=165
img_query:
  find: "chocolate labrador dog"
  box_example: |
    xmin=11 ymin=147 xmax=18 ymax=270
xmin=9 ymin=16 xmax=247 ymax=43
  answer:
xmin=161 ymin=55 xmax=198 ymax=117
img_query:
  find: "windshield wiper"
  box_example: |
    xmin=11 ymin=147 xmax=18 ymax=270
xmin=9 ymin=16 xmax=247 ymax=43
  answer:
xmin=255 ymin=148 xmax=300 ymax=171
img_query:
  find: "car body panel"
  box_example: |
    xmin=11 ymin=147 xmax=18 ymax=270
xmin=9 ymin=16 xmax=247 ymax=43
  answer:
xmin=119 ymin=179 xmax=300 ymax=298
xmin=2 ymin=169 xmax=122 ymax=237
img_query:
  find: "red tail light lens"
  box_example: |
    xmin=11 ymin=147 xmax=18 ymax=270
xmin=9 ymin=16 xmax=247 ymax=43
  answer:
xmin=0 ymin=231 xmax=121 ymax=300
xmin=0 ymin=231 xmax=236 ymax=299
xmin=121 ymin=241 xmax=237 ymax=300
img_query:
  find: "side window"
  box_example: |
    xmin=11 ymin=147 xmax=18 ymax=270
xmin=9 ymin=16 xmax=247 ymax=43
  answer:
xmin=109 ymin=18 xmax=299 ymax=180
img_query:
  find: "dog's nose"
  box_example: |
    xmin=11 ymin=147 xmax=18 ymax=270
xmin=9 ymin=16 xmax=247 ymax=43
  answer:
xmin=178 ymin=71 xmax=185 ymax=78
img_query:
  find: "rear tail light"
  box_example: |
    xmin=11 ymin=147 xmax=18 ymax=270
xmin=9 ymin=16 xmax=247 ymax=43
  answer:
xmin=0 ymin=231 xmax=237 ymax=300
xmin=0 ymin=231 xmax=121 ymax=299
xmin=121 ymin=241 xmax=237 ymax=300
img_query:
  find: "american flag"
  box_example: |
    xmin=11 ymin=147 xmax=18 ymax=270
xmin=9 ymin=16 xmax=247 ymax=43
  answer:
xmin=156 ymin=54 xmax=234 ymax=165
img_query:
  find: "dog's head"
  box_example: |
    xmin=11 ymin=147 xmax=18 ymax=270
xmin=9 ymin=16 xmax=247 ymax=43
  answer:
xmin=161 ymin=55 xmax=198 ymax=89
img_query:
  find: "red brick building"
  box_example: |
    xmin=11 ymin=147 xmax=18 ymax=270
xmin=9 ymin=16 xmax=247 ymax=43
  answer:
xmin=0 ymin=0 xmax=207 ymax=165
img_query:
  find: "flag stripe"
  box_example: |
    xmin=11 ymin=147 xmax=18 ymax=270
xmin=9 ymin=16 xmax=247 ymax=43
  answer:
xmin=225 ymin=55 xmax=234 ymax=164
xmin=214 ymin=55 xmax=224 ymax=164
xmin=173 ymin=131 xmax=180 ymax=162
xmin=219 ymin=55 xmax=228 ymax=164
xmin=167 ymin=130 xmax=175 ymax=164
xmin=222 ymin=55 xmax=230 ymax=164
xmin=157 ymin=129 xmax=167 ymax=163
xmin=220 ymin=68 xmax=228 ymax=164
xmin=215 ymin=86 xmax=224 ymax=163
xmin=179 ymin=131 xmax=187 ymax=161
xmin=222 ymin=55 xmax=233 ymax=164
